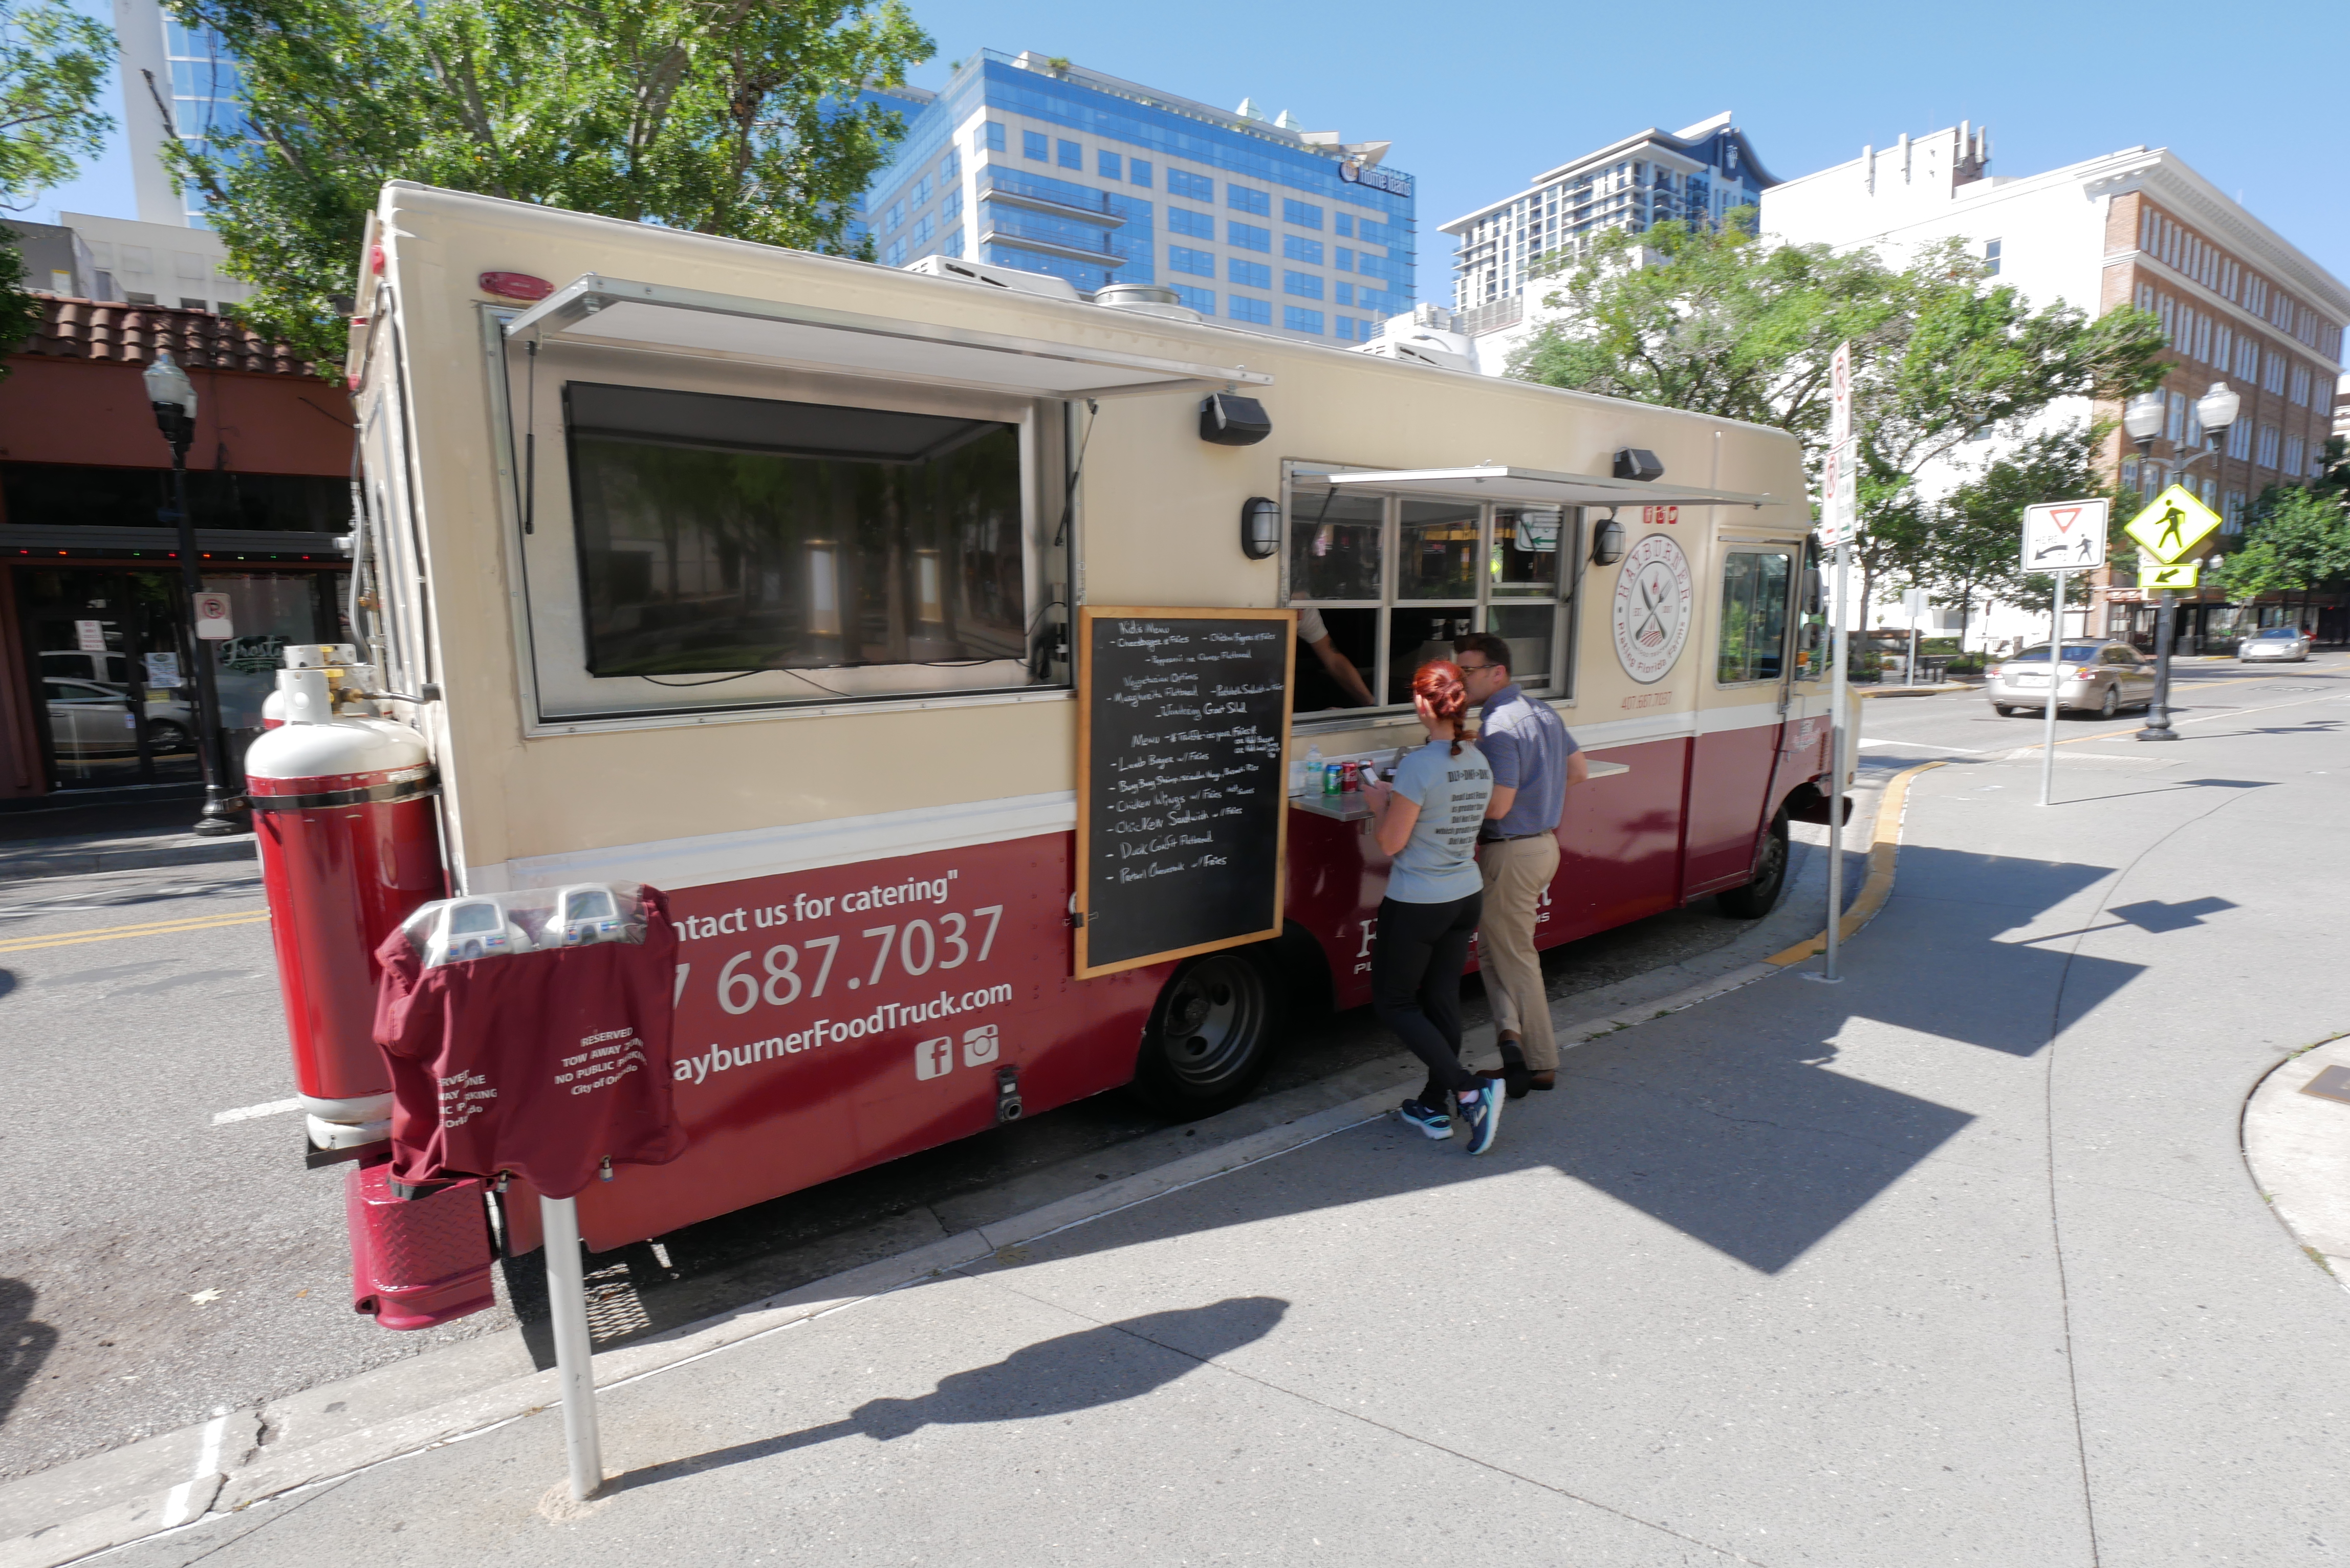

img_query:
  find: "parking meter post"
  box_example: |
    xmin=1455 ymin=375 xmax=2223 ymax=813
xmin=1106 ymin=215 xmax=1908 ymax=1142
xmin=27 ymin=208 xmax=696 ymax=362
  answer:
xmin=539 ymin=1193 xmax=603 ymax=1500
xmin=2137 ymin=589 xmax=2180 ymax=741
xmin=2040 ymin=569 xmax=2064 ymax=807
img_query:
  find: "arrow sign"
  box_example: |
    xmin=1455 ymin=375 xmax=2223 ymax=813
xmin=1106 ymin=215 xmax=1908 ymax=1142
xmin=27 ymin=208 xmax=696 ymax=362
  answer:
xmin=2137 ymin=551 xmax=2201 ymax=591
xmin=2021 ymin=497 xmax=2110 ymax=572
xmin=2124 ymin=485 xmax=2222 ymax=564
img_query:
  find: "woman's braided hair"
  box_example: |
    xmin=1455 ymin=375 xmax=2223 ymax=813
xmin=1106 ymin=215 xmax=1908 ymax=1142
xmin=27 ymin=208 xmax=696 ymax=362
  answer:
xmin=1412 ymin=660 xmax=1471 ymax=757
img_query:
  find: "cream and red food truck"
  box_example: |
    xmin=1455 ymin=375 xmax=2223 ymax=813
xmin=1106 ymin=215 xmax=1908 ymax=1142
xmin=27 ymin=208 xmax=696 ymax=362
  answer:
xmin=256 ymin=182 xmax=1838 ymax=1296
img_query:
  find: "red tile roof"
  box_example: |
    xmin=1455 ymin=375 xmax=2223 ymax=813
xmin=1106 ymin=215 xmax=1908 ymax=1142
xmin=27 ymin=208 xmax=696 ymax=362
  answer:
xmin=14 ymin=295 xmax=318 ymax=378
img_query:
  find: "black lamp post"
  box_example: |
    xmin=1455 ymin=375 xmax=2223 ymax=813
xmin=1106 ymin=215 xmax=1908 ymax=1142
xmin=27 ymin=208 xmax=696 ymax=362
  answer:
xmin=143 ymin=350 xmax=246 ymax=835
xmin=2125 ymin=381 xmax=2240 ymax=743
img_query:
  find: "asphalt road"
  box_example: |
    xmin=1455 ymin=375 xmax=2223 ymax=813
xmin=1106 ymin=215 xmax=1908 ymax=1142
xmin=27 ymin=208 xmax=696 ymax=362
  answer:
xmin=0 ymin=758 xmax=1839 ymax=1483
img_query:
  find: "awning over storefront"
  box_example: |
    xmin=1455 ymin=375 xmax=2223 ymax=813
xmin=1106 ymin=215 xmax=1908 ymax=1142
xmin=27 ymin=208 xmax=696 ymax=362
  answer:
xmin=1309 ymin=465 xmax=1785 ymax=511
xmin=503 ymin=275 xmax=1273 ymax=400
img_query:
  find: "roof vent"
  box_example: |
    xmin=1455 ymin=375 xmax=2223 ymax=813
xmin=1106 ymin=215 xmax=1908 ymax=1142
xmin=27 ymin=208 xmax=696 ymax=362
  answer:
xmin=1093 ymin=282 xmax=1201 ymax=323
xmin=901 ymin=254 xmax=1081 ymax=302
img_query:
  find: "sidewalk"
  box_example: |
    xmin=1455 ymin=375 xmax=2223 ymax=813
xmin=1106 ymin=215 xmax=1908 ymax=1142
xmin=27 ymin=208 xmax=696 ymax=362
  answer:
xmin=57 ymin=705 xmax=2350 ymax=1565
xmin=0 ymin=800 xmax=254 ymax=883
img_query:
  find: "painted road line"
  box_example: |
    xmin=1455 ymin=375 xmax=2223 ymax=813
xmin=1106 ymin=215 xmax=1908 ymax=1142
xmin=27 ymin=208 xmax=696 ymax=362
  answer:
xmin=1999 ymin=688 xmax=2350 ymax=757
xmin=1859 ymin=738 xmax=1989 ymax=753
xmin=0 ymin=910 xmax=268 ymax=955
xmin=158 ymin=1414 xmax=227 ymax=1530
xmin=212 ymin=1098 xmax=303 ymax=1126
xmin=1768 ymin=759 xmax=1946 ymax=968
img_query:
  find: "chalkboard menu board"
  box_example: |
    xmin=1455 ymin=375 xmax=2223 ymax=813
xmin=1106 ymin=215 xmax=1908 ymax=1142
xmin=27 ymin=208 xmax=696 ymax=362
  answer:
xmin=1075 ymin=607 xmax=1296 ymax=978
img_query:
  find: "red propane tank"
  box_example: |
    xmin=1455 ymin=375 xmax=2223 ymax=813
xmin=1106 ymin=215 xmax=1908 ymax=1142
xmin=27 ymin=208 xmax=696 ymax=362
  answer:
xmin=246 ymin=663 xmax=446 ymax=1150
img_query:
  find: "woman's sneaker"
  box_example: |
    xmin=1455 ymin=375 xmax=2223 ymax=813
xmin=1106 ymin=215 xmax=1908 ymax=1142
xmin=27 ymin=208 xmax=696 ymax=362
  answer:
xmin=1460 ymin=1082 xmax=1504 ymax=1155
xmin=1395 ymin=1099 xmax=1453 ymax=1140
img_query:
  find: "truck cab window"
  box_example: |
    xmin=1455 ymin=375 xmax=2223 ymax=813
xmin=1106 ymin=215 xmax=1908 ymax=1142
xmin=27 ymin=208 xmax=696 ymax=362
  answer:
xmin=565 ymin=382 xmax=1031 ymax=684
xmin=1717 ymin=549 xmax=1792 ymax=684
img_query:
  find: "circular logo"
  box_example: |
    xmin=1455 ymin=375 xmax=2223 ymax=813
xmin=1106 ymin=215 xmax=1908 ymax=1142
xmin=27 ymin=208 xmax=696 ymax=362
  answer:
xmin=1611 ymin=533 xmax=1693 ymax=684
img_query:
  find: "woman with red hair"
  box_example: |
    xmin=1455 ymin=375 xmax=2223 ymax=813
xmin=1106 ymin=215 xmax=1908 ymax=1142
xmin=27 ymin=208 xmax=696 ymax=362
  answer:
xmin=1361 ymin=660 xmax=1504 ymax=1155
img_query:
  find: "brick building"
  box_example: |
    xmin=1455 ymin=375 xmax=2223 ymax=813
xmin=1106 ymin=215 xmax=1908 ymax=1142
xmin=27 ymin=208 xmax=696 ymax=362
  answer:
xmin=1 ymin=299 xmax=355 ymax=807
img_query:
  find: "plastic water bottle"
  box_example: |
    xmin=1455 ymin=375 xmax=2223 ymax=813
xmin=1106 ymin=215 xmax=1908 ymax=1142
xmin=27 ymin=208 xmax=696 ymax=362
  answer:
xmin=1301 ymin=744 xmax=1321 ymax=797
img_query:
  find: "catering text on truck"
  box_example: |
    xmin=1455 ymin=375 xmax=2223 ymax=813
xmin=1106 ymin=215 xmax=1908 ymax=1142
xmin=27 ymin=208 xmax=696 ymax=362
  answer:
xmin=265 ymin=183 xmax=1838 ymax=1292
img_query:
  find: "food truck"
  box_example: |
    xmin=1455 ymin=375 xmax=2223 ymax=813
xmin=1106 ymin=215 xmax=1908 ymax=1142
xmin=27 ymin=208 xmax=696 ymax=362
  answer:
xmin=263 ymin=182 xmax=1837 ymax=1284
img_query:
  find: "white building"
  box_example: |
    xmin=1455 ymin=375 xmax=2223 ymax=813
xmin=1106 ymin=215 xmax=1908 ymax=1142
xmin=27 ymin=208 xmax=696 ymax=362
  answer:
xmin=1763 ymin=125 xmax=2350 ymax=648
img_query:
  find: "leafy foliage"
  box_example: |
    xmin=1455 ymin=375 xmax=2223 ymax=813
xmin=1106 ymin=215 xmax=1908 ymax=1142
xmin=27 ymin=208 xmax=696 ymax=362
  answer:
xmin=1916 ymin=425 xmax=2121 ymax=644
xmin=1 ymin=0 xmax=115 ymax=378
xmin=2212 ymin=484 xmax=2350 ymax=603
xmin=160 ymin=0 xmax=933 ymax=363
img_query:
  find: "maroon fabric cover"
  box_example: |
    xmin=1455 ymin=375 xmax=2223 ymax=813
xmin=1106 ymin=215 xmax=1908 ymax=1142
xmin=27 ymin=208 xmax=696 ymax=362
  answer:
xmin=373 ymin=887 xmax=685 ymax=1198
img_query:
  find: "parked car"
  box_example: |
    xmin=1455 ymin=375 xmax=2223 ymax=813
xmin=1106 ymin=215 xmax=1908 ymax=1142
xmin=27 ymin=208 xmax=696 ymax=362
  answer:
xmin=41 ymin=678 xmax=195 ymax=755
xmin=2237 ymin=625 xmax=2312 ymax=662
xmin=1986 ymin=640 xmax=2156 ymax=718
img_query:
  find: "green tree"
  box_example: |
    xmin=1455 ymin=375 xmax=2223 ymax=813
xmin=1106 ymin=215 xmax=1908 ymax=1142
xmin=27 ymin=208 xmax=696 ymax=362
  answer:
xmin=1 ymin=0 xmax=116 ymax=373
xmin=158 ymin=0 xmax=932 ymax=364
xmin=2211 ymin=485 xmax=2350 ymax=631
xmin=1913 ymin=425 xmax=2121 ymax=653
xmin=1511 ymin=217 xmax=2166 ymax=626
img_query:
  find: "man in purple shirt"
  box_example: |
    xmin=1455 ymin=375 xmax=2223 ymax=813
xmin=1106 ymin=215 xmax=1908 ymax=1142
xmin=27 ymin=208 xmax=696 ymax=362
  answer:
xmin=1453 ymin=633 xmax=1587 ymax=1097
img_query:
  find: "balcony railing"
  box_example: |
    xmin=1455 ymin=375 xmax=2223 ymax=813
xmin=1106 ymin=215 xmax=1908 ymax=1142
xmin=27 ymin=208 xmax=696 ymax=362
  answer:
xmin=978 ymin=168 xmax=1125 ymax=226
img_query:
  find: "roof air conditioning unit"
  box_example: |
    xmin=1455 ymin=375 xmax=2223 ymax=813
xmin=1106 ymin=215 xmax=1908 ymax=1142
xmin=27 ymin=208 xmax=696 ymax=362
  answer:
xmin=1093 ymin=282 xmax=1201 ymax=323
xmin=901 ymin=254 xmax=1081 ymax=302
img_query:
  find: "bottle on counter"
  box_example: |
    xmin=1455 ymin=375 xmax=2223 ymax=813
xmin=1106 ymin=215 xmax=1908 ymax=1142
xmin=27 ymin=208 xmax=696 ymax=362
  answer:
xmin=1300 ymin=744 xmax=1322 ymax=797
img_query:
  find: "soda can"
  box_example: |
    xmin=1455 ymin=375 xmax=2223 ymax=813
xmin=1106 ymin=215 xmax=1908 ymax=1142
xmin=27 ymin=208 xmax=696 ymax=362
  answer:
xmin=1340 ymin=761 xmax=1360 ymax=793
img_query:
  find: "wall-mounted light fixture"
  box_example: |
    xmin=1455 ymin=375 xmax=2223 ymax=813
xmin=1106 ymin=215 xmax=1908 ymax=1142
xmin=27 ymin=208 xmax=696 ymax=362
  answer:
xmin=1613 ymin=447 xmax=1664 ymax=482
xmin=1200 ymin=392 xmax=1271 ymax=446
xmin=1239 ymin=496 xmax=1281 ymax=559
xmin=1591 ymin=510 xmax=1626 ymax=565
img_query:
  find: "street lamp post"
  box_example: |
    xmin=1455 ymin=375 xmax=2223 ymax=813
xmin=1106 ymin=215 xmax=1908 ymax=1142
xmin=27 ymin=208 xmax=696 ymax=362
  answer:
xmin=143 ymin=351 xmax=246 ymax=836
xmin=2125 ymin=382 xmax=2240 ymax=744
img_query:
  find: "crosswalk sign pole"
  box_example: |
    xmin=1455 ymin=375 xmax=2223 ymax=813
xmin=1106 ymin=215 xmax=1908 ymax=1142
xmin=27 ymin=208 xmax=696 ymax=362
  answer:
xmin=2137 ymin=590 xmax=2180 ymax=742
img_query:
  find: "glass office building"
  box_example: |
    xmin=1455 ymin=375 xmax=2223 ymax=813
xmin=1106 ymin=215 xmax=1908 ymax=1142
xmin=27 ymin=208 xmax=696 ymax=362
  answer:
xmin=860 ymin=52 xmax=1416 ymax=344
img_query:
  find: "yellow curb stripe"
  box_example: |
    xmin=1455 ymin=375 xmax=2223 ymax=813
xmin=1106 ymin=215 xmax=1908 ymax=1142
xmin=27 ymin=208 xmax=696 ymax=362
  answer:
xmin=0 ymin=911 xmax=269 ymax=954
xmin=1765 ymin=759 xmax=1946 ymax=967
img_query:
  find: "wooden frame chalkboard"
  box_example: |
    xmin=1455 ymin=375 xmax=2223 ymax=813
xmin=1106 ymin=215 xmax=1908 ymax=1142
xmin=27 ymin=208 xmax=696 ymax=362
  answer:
xmin=1075 ymin=606 xmax=1297 ymax=979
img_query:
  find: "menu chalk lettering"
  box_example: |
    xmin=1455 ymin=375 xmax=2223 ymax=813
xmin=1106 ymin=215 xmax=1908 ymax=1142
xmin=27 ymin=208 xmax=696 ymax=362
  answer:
xmin=1075 ymin=607 xmax=1296 ymax=977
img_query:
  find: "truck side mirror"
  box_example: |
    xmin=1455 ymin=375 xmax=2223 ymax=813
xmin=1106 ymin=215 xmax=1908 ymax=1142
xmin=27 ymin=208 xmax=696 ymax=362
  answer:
xmin=1801 ymin=568 xmax=1823 ymax=616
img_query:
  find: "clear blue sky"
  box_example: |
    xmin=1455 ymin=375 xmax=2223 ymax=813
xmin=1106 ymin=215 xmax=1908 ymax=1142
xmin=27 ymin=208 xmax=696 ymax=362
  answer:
xmin=28 ymin=0 xmax=2348 ymax=311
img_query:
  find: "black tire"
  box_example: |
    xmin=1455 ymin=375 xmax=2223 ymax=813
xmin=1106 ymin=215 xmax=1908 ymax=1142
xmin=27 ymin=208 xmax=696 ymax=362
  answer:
xmin=2096 ymin=684 xmax=2119 ymax=720
xmin=1993 ymin=703 xmax=2017 ymax=716
xmin=1716 ymin=806 xmax=1791 ymax=920
xmin=1129 ymin=948 xmax=1278 ymax=1119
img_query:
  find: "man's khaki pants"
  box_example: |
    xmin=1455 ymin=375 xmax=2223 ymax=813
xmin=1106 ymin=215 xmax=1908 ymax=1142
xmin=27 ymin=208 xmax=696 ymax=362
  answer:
xmin=1477 ymin=833 xmax=1561 ymax=1072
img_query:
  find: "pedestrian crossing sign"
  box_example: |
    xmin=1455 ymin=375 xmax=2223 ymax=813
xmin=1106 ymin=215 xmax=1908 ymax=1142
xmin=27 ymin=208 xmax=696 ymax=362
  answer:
xmin=2124 ymin=485 xmax=2222 ymax=564
xmin=2136 ymin=551 xmax=2201 ymax=590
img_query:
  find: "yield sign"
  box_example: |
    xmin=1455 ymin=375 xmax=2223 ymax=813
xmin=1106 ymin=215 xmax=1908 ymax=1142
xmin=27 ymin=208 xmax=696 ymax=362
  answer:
xmin=2021 ymin=498 xmax=2109 ymax=571
xmin=2124 ymin=485 xmax=2222 ymax=564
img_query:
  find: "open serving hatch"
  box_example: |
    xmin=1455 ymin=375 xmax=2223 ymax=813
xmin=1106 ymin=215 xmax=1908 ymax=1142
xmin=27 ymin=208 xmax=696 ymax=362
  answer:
xmin=1312 ymin=465 xmax=1785 ymax=511
xmin=502 ymin=274 xmax=1274 ymax=400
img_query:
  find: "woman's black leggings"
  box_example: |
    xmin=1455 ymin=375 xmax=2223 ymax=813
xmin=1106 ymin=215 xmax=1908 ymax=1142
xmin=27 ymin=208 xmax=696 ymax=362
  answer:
xmin=1372 ymin=892 xmax=1485 ymax=1105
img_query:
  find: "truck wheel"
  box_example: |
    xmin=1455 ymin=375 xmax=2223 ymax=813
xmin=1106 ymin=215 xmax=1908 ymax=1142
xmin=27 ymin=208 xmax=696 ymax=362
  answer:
xmin=1716 ymin=807 xmax=1791 ymax=920
xmin=1130 ymin=949 xmax=1277 ymax=1119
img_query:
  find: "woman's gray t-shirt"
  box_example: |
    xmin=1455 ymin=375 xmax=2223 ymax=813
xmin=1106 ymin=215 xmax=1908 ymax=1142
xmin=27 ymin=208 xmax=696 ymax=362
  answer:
xmin=1384 ymin=740 xmax=1493 ymax=903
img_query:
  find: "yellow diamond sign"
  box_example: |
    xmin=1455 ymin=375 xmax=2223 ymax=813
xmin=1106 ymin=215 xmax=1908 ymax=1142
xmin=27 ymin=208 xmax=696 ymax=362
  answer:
xmin=2124 ymin=485 xmax=2222 ymax=564
xmin=2136 ymin=551 xmax=2201 ymax=591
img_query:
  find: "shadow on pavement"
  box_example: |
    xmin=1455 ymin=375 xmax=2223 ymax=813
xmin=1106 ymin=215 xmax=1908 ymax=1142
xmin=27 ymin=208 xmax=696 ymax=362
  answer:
xmin=610 ymin=1296 xmax=1288 ymax=1493
xmin=0 ymin=1278 xmax=57 ymax=1430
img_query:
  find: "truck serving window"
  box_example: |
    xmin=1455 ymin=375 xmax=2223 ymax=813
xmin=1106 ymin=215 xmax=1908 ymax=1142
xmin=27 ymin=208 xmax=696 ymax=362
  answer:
xmin=1284 ymin=474 xmax=1575 ymax=717
xmin=565 ymin=383 xmax=1029 ymax=681
xmin=1716 ymin=549 xmax=1792 ymax=684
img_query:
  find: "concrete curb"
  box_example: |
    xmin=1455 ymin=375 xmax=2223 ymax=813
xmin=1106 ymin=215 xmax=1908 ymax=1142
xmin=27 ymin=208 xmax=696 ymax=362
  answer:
xmin=2241 ymin=1034 xmax=2350 ymax=1284
xmin=0 ymin=834 xmax=256 ymax=884
xmin=1764 ymin=759 xmax=1944 ymax=967
xmin=1856 ymin=681 xmax=1971 ymax=699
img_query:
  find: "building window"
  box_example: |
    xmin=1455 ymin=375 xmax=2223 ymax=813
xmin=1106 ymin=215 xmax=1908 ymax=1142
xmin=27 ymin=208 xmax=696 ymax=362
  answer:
xmin=2258 ymin=424 xmax=2280 ymax=468
xmin=1333 ymin=317 xmax=1357 ymax=342
xmin=1283 ymin=199 xmax=1323 ymax=230
xmin=1335 ymin=213 xmax=1355 ymax=238
xmin=1097 ymin=150 xmax=1121 ymax=181
xmin=2165 ymin=390 xmax=2184 ymax=443
xmin=939 ymin=149 xmax=960 ymax=182
xmin=2290 ymin=364 xmax=2312 ymax=406
xmin=913 ymin=213 xmax=933 ymax=245
xmin=942 ymin=188 xmax=963 ymax=222
xmin=2264 ymin=352 xmax=2286 ymax=394
xmin=2226 ymin=420 xmax=2252 ymax=460
xmin=1167 ymin=207 xmax=1213 ymax=239
xmin=1022 ymin=129 xmax=1048 ymax=161
xmin=1168 ymin=246 xmax=1214 ymax=278
xmin=883 ymin=238 xmax=905 ymax=266
xmin=2120 ymin=455 xmax=2140 ymax=492
xmin=1983 ymin=239 xmax=2001 ymax=276
xmin=1229 ymin=295 xmax=1271 ymax=325
xmin=1228 ymin=222 xmax=1270 ymax=253
xmin=1335 ymin=247 xmax=1354 ymax=273
xmin=1283 ymin=270 xmax=1323 ymax=300
xmin=2285 ymin=434 xmax=2306 ymax=474
xmin=2235 ymin=337 xmax=2258 ymax=381
xmin=1283 ymin=483 xmax=1576 ymax=713
xmin=977 ymin=123 xmax=1004 ymax=155
xmin=1228 ymin=258 xmax=1271 ymax=290
xmin=2201 ymin=476 xmax=2217 ymax=508
xmin=1227 ymin=184 xmax=1270 ymax=215
xmin=940 ymin=228 xmax=963 ymax=258
xmin=1057 ymin=139 xmax=1082 ymax=169
xmin=1283 ymin=235 xmax=1324 ymax=266
xmin=884 ymin=202 xmax=904 ymax=232
xmin=1169 ymin=284 xmax=1213 ymax=314
xmin=1283 ymin=306 xmax=1324 ymax=335
xmin=2223 ymin=490 xmax=2247 ymax=531
xmin=1129 ymin=159 xmax=1152 ymax=187
xmin=1167 ymin=168 xmax=1212 ymax=201
xmin=913 ymin=176 xmax=931 ymax=207
xmin=1336 ymin=282 xmax=1354 ymax=307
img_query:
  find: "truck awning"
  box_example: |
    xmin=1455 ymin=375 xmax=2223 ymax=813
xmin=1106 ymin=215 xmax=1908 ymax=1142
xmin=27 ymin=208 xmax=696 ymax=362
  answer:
xmin=1310 ymin=465 xmax=1785 ymax=510
xmin=503 ymin=275 xmax=1272 ymax=400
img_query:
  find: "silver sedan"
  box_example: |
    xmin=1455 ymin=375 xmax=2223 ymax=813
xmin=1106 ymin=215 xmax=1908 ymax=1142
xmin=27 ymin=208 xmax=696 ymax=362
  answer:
xmin=2237 ymin=625 xmax=2312 ymax=661
xmin=1987 ymin=641 xmax=2156 ymax=718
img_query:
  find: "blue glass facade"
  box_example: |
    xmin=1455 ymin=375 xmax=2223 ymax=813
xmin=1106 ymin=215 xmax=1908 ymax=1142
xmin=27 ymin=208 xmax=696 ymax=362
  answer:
xmin=860 ymin=51 xmax=1413 ymax=341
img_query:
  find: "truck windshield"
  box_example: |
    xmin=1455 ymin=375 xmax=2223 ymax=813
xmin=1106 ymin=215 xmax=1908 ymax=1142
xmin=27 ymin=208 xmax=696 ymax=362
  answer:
xmin=2010 ymin=646 xmax=2102 ymax=663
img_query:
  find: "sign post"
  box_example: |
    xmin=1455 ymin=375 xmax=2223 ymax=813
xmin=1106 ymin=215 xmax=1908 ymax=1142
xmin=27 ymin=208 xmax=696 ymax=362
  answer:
xmin=1813 ymin=342 xmax=1857 ymax=984
xmin=540 ymin=1193 xmax=604 ymax=1501
xmin=2020 ymin=499 xmax=2110 ymax=805
xmin=2122 ymin=486 xmax=2223 ymax=743
xmin=1901 ymin=586 xmax=1929 ymax=685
